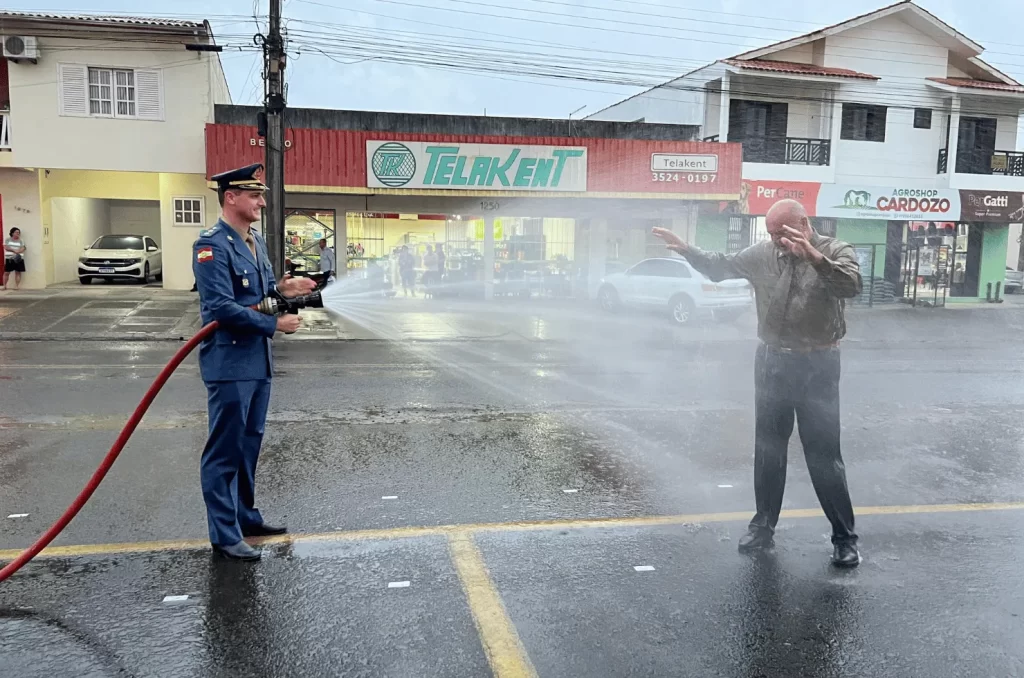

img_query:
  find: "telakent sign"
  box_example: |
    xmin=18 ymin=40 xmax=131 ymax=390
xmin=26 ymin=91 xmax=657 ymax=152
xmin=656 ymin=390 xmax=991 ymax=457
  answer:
xmin=367 ymin=141 xmax=588 ymax=192
xmin=815 ymin=185 xmax=960 ymax=221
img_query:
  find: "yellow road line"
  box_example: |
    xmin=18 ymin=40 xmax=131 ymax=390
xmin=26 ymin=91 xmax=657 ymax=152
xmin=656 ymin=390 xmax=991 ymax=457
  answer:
xmin=2 ymin=501 xmax=1023 ymax=562
xmin=449 ymin=532 xmax=537 ymax=678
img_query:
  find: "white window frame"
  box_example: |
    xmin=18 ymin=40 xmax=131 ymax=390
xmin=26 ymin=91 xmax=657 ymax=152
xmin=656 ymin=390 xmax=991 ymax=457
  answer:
xmin=88 ymin=67 xmax=137 ymax=119
xmin=172 ymin=196 xmax=205 ymax=227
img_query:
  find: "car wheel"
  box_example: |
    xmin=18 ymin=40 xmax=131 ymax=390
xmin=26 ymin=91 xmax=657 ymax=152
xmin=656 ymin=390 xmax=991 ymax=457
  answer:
xmin=79 ymin=276 xmax=91 ymax=285
xmin=669 ymin=295 xmax=695 ymax=326
xmin=598 ymin=285 xmax=619 ymax=312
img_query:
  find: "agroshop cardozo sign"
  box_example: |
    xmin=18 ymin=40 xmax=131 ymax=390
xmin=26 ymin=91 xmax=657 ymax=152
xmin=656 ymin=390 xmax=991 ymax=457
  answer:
xmin=815 ymin=185 xmax=960 ymax=221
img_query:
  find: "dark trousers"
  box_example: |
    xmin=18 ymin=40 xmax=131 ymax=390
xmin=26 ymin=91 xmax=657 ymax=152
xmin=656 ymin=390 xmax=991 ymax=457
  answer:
xmin=201 ymin=379 xmax=272 ymax=546
xmin=750 ymin=344 xmax=857 ymax=545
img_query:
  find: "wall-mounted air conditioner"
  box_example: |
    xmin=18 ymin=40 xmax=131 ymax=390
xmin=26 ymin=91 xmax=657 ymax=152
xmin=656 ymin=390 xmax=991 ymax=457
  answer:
xmin=3 ymin=36 xmax=40 ymax=61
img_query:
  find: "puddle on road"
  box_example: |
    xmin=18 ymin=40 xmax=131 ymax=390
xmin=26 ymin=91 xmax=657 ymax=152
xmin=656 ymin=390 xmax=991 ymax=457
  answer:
xmin=0 ymin=610 xmax=125 ymax=678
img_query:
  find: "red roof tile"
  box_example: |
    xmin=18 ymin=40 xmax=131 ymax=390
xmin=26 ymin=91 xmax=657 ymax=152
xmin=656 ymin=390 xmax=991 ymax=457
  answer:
xmin=722 ymin=59 xmax=879 ymax=80
xmin=927 ymin=77 xmax=1024 ymax=92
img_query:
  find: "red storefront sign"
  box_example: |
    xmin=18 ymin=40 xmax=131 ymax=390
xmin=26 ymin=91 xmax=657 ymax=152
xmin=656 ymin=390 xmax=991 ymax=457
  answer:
xmin=205 ymin=124 xmax=742 ymax=200
xmin=718 ymin=179 xmax=821 ymax=216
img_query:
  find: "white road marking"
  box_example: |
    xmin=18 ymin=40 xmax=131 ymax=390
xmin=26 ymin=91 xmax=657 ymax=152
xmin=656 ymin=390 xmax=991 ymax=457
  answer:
xmin=562 ymin=489 xmax=579 ymax=494
xmin=382 ymin=495 xmax=398 ymax=500
xmin=7 ymin=513 xmax=28 ymax=519
xmin=388 ymin=581 xmax=411 ymax=588
xmin=717 ymin=484 xmax=734 ymax=488
xmin=633 ymin=565 xmax=655 ymax=572
xmin=162 ymin=595 xmax=189 ymax=603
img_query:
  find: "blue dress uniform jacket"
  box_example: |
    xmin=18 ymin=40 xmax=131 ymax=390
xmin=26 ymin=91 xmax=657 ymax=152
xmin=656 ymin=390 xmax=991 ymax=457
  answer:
xmin=192 ymin=219 xmax=278 ymax=546
xmin=193 ymin=221 xmax=278 ymax=382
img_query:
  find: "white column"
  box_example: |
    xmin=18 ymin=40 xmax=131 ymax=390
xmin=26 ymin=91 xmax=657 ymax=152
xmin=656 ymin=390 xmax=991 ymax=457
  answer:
xmin=718 ymin=72 xmax=731 ymax=142
xmin=587 ymin=218 xmax=607 ymax=299
xmin=830 ymin=93 xmax=842 ymax=162
xmin=483 ymin=216 xmax=495 ymax=300
xmin=948 ymin=96 xmax=961 ymax=178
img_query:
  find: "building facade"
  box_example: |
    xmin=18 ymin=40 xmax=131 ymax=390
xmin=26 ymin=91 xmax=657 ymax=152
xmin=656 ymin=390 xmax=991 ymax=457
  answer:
xmin=207 ymin=107 xmax=739 ymax=299
xmin=0 ymin=12 xmax=231 ymax=290
xmin=590 ymin=1 xmax=1024 ymax=303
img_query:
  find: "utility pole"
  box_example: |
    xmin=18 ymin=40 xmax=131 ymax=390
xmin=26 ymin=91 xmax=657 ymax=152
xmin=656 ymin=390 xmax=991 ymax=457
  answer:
xmin=263 ymin=0 xmax=287 ymax=278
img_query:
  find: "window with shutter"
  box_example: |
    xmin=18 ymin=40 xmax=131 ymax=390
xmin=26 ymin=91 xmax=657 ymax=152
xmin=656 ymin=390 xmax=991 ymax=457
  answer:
xmin=134 ymin=69 xmax=163 ymax=121
xmin=58 ymin=63 xmax=90 ymax=117
xmin=59 ymin=64 xmax=162 ymax=121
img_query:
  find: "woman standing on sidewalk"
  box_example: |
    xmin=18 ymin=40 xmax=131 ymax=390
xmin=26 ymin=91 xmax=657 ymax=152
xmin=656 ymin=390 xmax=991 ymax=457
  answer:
xmin=3 ymin=227 xmax=26 ymax=291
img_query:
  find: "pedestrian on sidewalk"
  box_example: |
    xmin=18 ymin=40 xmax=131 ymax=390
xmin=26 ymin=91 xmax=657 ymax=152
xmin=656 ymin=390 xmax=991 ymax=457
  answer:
xmin=3 ymin=227 xmax=26 ymax=291
xmin=653 ymin=199 xmax=863 ymax=568
xmin=398 ymin=246 xmax=416 ymax=297
xmin=318 ymin=238 xmax=336 ymax=282
xmin=422 ymin=244 xmax=439 ymax=298
xmin=192 ymin=163 xmax=317 ymax=562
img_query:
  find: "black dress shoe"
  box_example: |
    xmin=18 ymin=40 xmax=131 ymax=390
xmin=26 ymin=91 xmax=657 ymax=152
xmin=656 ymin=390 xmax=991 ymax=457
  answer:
xmin=832 ymin=543 xmax=860 ymax=568
xmin=213 ymin=541 xmax=262 ymax=561
xmin=737 ymin=528 xmax=775 ymax=552
xmin=241 ymin=522 xmax=288 ymax=537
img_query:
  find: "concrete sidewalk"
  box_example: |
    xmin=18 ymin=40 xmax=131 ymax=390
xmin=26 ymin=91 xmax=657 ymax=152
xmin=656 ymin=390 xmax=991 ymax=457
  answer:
xmin=0 ymin=287 xmax=341 ymax=341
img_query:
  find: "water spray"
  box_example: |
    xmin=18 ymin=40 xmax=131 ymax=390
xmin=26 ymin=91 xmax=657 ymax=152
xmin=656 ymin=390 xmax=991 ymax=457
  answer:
xmin=0 ymin=286 xmax=324 ymax=583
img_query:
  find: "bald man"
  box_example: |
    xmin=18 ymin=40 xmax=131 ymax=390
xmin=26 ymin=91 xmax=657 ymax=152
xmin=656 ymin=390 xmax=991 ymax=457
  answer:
xmin=653 ymin=199 xmax=862 ymax=567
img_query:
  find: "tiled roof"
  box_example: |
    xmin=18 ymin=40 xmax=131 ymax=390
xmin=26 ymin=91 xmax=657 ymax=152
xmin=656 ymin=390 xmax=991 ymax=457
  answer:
xmin=0 ymin=12 xmax=205 ymax=29
xmin=722 ymin=59 xmax=879 ymax=80
xmin=927 ymin=77 xmax=1024 ymax=92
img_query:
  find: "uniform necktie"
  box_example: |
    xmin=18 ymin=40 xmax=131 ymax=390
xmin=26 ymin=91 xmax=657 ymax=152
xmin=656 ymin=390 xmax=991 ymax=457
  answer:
xmin=245 ymin=232 xmax=258 ymax=260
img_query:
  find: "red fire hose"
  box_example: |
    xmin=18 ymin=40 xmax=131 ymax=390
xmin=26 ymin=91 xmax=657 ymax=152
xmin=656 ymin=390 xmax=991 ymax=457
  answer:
xmin=0 ymin=321 xmax=219 ymax=583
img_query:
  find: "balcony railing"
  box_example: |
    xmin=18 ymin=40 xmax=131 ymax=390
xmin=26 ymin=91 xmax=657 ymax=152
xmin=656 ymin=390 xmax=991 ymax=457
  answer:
xmin=0 ymin=111 xmax=9 ymax=151
xmin=739 ymin=136 xmax=830 ymax=166
xmin=940 ymin=147 xmax=1024 ymax=177
xmin=702 ymin=134 xmax=720 ymax=142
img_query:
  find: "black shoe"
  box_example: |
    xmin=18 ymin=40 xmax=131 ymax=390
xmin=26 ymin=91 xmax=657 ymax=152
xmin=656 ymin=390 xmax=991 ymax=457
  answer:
xmin=213 ymin=541 xmax=262 ymax=561
xmin=241 ymin=522 xmax=288 ymax=537
xmin=737 ymin=528 xmax=774 ymax=552
xmin=832 ymin=543 xmax=860 ymax=568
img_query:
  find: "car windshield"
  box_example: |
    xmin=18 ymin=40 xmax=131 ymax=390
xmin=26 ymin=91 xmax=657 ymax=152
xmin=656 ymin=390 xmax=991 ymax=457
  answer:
xmin=91 ymin=236 xmax=144 ymax=250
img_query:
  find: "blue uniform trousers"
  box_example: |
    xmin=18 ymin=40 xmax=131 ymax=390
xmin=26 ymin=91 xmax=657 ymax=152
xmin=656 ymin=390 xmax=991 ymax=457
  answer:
xmin=201 ymin=379 xmax=272 ymax=546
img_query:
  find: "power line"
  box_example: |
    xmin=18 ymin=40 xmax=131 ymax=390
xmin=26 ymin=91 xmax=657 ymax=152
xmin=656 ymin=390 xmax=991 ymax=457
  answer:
xmin=357 ymin=0 xmax=1024 ymax=73
xmin=7 ymin=50 xmax=254 ymax=91
xmin=283 ymin=22 xmax=1024 ymax=88
xmin=513 ymin=0 xmax=1024 ymax=57
xmin=284 ymin=38 xmax=1023 ymax=118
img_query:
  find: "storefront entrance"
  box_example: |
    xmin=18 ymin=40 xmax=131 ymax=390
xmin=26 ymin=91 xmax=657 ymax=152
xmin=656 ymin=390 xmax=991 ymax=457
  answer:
xmin=886 ymin=221 xmax=987 ymax=306
xmin=284 ymin=208 xmax=336 ymax=275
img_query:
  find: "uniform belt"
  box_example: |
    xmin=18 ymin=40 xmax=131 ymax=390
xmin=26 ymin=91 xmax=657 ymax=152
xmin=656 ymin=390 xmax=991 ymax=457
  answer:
xmin=762 ymin=341 xmax=839 ymax=354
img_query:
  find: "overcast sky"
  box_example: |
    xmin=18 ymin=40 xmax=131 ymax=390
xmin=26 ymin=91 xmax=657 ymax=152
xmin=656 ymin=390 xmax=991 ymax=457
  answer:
xmin=11 ymin=0 xmax=1024 ymax=118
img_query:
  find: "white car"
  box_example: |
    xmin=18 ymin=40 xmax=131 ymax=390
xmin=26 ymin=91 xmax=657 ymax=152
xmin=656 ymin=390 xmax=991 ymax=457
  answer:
xmin=598 ymin=257 xmax=752 ymax=325
xmin=79 ymin=235 xmax=163 ymax=284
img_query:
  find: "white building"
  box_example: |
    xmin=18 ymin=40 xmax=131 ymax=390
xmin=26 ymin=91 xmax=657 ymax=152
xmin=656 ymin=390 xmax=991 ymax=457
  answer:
xmin=0 ymin=12 xmax=231 ymax=290
xmin=590 ymin=1 xmax=1024 ymax=302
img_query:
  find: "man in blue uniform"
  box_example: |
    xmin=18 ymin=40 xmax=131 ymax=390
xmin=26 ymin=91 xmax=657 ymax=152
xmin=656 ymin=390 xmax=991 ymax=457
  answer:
xmin=193 ymin=163 xmax=316 ymax=561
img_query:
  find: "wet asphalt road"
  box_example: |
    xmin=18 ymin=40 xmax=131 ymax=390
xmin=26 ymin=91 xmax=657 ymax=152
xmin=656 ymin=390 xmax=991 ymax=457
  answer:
xmin=2 ymin=300 xmax=1024 ymax=676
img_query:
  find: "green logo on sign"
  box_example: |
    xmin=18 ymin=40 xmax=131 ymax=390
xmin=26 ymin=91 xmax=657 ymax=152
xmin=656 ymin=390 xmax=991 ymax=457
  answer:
xmin=372 ymin=142 xmax=416 ymax=187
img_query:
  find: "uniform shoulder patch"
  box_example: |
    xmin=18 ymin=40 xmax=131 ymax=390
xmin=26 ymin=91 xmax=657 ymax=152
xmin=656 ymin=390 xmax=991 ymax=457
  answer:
xmin=197 ymin=246 xmax=214 ymax=263
xmin=199 ymin=226 xmax=219 ymax=237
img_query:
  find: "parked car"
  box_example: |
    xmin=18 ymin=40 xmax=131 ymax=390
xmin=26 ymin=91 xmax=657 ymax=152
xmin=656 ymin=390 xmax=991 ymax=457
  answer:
xmin=598 ymin=257 xmax=752 ymax=325
xmin=78 ymin=235 xmax=163 ymax=284
xmin=1005 ymin=267 xmax=1023 ymax=294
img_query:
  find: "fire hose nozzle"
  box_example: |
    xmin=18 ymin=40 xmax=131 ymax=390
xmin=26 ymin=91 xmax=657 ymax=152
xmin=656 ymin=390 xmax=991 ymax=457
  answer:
xmin=253 ymin=289 xmax=324 ymax=316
